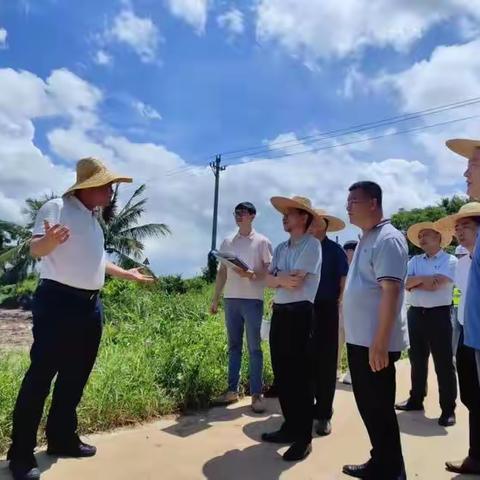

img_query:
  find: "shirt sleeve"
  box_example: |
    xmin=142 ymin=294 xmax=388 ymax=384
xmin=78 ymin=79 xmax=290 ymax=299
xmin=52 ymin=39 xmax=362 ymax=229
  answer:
xmin=268 ymin=245 xmax=280 ymax=274
xmin=219 ymin=238 xmax=228 ymax=254
xmin=293 ymin=237 xmax=322 ymax=275
xmin=32 ymin=200 xmax=62 ymax=237
xmin=338 ymin=247 xmax=349 ymax=277
xmin=407 ymin=257 xmax=415 ymax=276
xmin=442 ymin=255 xmax=457 ymax=282
xmin=262 ymin=239 xmax=273 ymax=265
xmin=373 ymin=236 xmax=408 ymax=283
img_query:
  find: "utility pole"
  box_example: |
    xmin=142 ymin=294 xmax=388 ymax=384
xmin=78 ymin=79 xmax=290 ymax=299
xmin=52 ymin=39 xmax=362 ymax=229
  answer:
xmin=206 ymin=155 xmax=226 ymax=281
xmin=210 ymin=154 xmax=226 ymax=252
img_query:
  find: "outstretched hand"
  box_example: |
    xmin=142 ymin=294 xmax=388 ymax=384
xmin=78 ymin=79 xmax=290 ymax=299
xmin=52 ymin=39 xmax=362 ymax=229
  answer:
xmin=43 ymin=220 xmax=70 ymax=247
xmin=127 ymin=267 xmax=155 ymax=283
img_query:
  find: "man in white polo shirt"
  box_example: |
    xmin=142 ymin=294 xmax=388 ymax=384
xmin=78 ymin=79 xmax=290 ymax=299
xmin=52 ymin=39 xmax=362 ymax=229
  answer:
xmin=210 ymin=202 xmax=272 ymax=414
xmin=7 ymin=158 xmax=153 ymax=480
xmin=342 ymin=181 xmax=408 ymax=480
xmin=395 ymin=222 xmax=457 ymax=428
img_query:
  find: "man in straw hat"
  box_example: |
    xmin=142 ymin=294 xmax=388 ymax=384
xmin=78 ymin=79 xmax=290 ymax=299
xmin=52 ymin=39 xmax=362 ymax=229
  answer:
xmin=261 ymin=196 xmax=322 ymax=462
xmin=308 ymin=209 xmax=348 ymax=437
xmin=440 ymin=139 xmax=480 ymax=475
xmin=7 ymin=158 xmax=154 ymax=480
xmin=341 ymin=181 xmax=408 ymax=480
xmin=395 ymin=222 xmax=457 ymax=427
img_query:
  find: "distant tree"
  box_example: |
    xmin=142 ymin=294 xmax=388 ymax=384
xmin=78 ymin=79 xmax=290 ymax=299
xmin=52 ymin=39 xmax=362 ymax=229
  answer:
xmin=391 ymin=195 xmax=468 ymax=255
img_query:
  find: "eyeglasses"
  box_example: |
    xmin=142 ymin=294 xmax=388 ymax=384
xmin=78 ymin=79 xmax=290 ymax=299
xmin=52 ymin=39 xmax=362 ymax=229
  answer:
xmin=233 ymin=210 xmax=250 ymax=217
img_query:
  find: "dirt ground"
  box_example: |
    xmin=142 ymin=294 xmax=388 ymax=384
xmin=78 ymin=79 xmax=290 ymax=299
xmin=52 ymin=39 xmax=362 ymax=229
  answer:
xmin=0 ymin=309 xmax=32 ymax=350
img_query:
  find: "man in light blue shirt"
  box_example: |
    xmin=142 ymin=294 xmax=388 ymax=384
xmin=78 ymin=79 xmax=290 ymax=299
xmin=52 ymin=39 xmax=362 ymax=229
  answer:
xmin=395 ymin=222 xmax=458 ymax=428
xmin=342 ymin=181 xmax=408 ymax=480
xmin=261 ymin=196 xmax=322 ymax=463
xmin=442 ymin=137 xmax=480 ymax=476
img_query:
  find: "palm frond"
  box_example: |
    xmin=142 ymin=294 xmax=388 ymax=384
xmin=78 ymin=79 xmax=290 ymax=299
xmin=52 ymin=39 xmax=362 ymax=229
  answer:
xmin=121 ymin=223 xmax=171 ymax=240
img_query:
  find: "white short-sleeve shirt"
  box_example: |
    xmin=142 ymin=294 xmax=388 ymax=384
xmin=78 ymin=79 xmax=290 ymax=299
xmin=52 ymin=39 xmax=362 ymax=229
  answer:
xmin=220 ymin=230 xmax=273 ymax=300
xmin=407 ymin=250 xmax=457 ymax=308
xmin=32 ymin=196 xmax=106 ymax=290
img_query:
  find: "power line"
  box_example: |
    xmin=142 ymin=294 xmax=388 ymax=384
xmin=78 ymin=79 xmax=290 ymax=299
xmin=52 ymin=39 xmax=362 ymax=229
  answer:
xmin=219 ymin=96 xmax=480 ymax=161
xmin=248 ymin=113 xmax=480 ymax=161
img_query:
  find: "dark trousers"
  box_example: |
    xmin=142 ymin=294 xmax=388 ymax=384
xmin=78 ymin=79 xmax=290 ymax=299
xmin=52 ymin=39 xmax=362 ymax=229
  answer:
xmin=270 ymin=301 xmax=314 ymax=444
xmin=407 ymin=306 xmax=457 ymax=414
xmin=312 ymin=299 xmax=339 ymax=420
xmin=457 ymin=330 xmax=480 ymax=461
xmin=8 ymin=281 xmax=103 ymax=460
xmin=348 ymin=344 xmax=404 ymax=479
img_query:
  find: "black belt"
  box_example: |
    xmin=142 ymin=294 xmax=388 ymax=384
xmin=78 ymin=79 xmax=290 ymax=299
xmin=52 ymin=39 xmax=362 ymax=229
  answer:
xmin=410 ymin=305 xmax=451 ymax=312
xmin=39 ymin=279 xmax=99 ymax=301
xmin=273 ymin=301 xmax=312 ymax=311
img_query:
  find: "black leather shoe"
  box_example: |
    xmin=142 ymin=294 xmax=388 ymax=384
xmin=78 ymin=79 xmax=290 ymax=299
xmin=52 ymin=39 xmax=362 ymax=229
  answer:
xmin=342 ymin=461 xmax=371 ymax=478
xmin=395 ymin=399 xmax=424 ymax=411
xmin=446 ymin=456 xmax=480 ymax=474
xmin=315 ymin=419 xmax=332 ymax=436
xmin=9 ymin=456 xmax=41 ymax=480
xmin=261 ymin=429 xmax=295 ymax=444
xmin=438 ymin=412 xmax=456 ymax=427
xmin=283 ymin=442 xmax=312 ymax=462
xmin=47 ymin=437 xmax=97 ymax=458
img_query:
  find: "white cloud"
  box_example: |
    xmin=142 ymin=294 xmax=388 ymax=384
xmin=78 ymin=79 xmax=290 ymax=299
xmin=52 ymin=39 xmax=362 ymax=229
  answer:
xmin=94 ymin=50 xmax=113 ymax=66
xmin=132 ymin=100 xmax=162 ymax=120
xmin=377 ymin=38 xmax=480 ymax=182
xmin=0 ymin=28 xmax=7 ymax=49
xmin=0 ymin=67 xmax=452 ymax=277
xmin=217 ymin=8 xmax=245 ymax=36
xmin=107 ymin=9 xmax=160 ymax=63
xmin=167 ymin=0 xmax=209 ymax=34
xmin=255 ymin=0 xmax=480 ymax=64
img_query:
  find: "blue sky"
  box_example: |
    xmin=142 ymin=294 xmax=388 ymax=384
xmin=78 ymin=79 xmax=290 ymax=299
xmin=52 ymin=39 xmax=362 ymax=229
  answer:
xmin=1 ymin=0 xmax=480 ymax=276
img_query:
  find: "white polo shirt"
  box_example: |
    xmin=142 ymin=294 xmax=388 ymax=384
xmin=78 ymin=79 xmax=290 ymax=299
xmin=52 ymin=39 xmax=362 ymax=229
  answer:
xmin=407 ymin=250 xmax=457 ymax=308
xmin=220 ymin=229 xmax=272 ymax=300
xmin=455 ymin=254 xmax=472 ymax=326
xmin=33 ymin=196 xmax=106 ymax=290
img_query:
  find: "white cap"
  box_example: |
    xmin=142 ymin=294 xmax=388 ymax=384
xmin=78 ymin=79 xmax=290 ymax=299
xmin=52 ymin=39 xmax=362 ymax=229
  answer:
xmin=455 ymin=245 xmax=469 ymax=255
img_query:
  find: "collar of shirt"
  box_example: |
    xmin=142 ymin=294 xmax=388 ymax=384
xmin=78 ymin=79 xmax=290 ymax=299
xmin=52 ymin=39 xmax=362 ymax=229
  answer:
xmin=288 ymin=233 xmax=309 ymax=247
xmin=234 ymin=229 xmax=256 ymax=241
xmin=69 ymin=195 xmax=95 ymax=216
xmin=422 ymin=250 xmax=445 ymax=261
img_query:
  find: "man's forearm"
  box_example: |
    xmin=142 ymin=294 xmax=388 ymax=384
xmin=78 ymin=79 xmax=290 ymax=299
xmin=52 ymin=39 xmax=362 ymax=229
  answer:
xmin=213 ymin=267 xmax=227 ymax=301
xmin=30 ymin=236 xmax=55 ymax=258
xmin=106 ymin=261 xmax=134 ymax=280
xmin=374 ymin=281 xmax=401 ymax=344
xmin=406 ymin=276 xmax=424 ymax=290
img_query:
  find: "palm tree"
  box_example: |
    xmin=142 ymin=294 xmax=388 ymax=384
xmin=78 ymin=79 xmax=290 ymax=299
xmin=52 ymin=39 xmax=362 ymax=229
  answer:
xmin=0 ymin=193 xmax=56 ymax=282
xmin=99 ymin=184 xmax=170 ymax=268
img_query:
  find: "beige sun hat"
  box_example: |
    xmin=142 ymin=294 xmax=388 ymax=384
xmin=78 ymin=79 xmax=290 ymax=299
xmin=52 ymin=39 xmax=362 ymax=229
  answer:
xmin=270 ymin=195 xmax=322 ymax=220
xmin=64 ymin=157 xmax=132 ymax=196
xmin=407 ymin=221 xmax=453 ymax=249
xmin=446 ymin=138 xmax=480 ymax=159
xmin=436 ymin=202 xmax=480 ymax=230
xmin=313 ymin=208 xmax=346 ymax=232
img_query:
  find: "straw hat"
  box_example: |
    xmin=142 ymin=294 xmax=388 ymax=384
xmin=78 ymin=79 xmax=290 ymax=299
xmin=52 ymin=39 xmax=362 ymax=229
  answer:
xmin=313 ymin=208 xmax=346 ymax=232
xmin=406 ymin=221 xmax=453 ymax=249
xmin=270 ymin=196 xmax=321 ymax=220
xmin=436 ymin=202 xmax=480 ymax=230
xmin=64 ymin=157 xmax=132 ymax=196
xmin=446 ymin=138 xmax=480 ymax=159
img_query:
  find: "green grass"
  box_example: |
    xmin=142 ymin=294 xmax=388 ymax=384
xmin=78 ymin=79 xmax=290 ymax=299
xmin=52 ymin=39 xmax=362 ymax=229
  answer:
xmin=0 ymin=280 xmax=275 ymax=455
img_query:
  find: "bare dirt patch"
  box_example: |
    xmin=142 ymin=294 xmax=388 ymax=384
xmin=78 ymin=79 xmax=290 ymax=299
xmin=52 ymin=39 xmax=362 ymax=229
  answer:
xmin=0 ymin=309 xmax=32 ymax=350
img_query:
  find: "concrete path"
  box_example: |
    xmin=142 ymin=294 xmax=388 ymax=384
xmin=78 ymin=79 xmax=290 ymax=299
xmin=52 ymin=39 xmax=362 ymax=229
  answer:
xmin=0 ymin=360 xmax=476 ymax=479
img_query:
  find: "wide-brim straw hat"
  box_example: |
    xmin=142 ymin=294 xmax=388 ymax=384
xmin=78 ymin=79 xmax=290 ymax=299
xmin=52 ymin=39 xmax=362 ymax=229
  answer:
xmin=64 ymin=157 xmax=132 ymax=196
xmin=436 ymin=202 xmax=480 ymax=230
xmin=407 ymin=221 xmax=453 ymax=249
xmin=270 ymin=196 xmax=322 ymax=221
xmin=446 ymin=138 xmax=480 ymax=159
xmin=313 ymin=208 xmax=345 ymax=232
